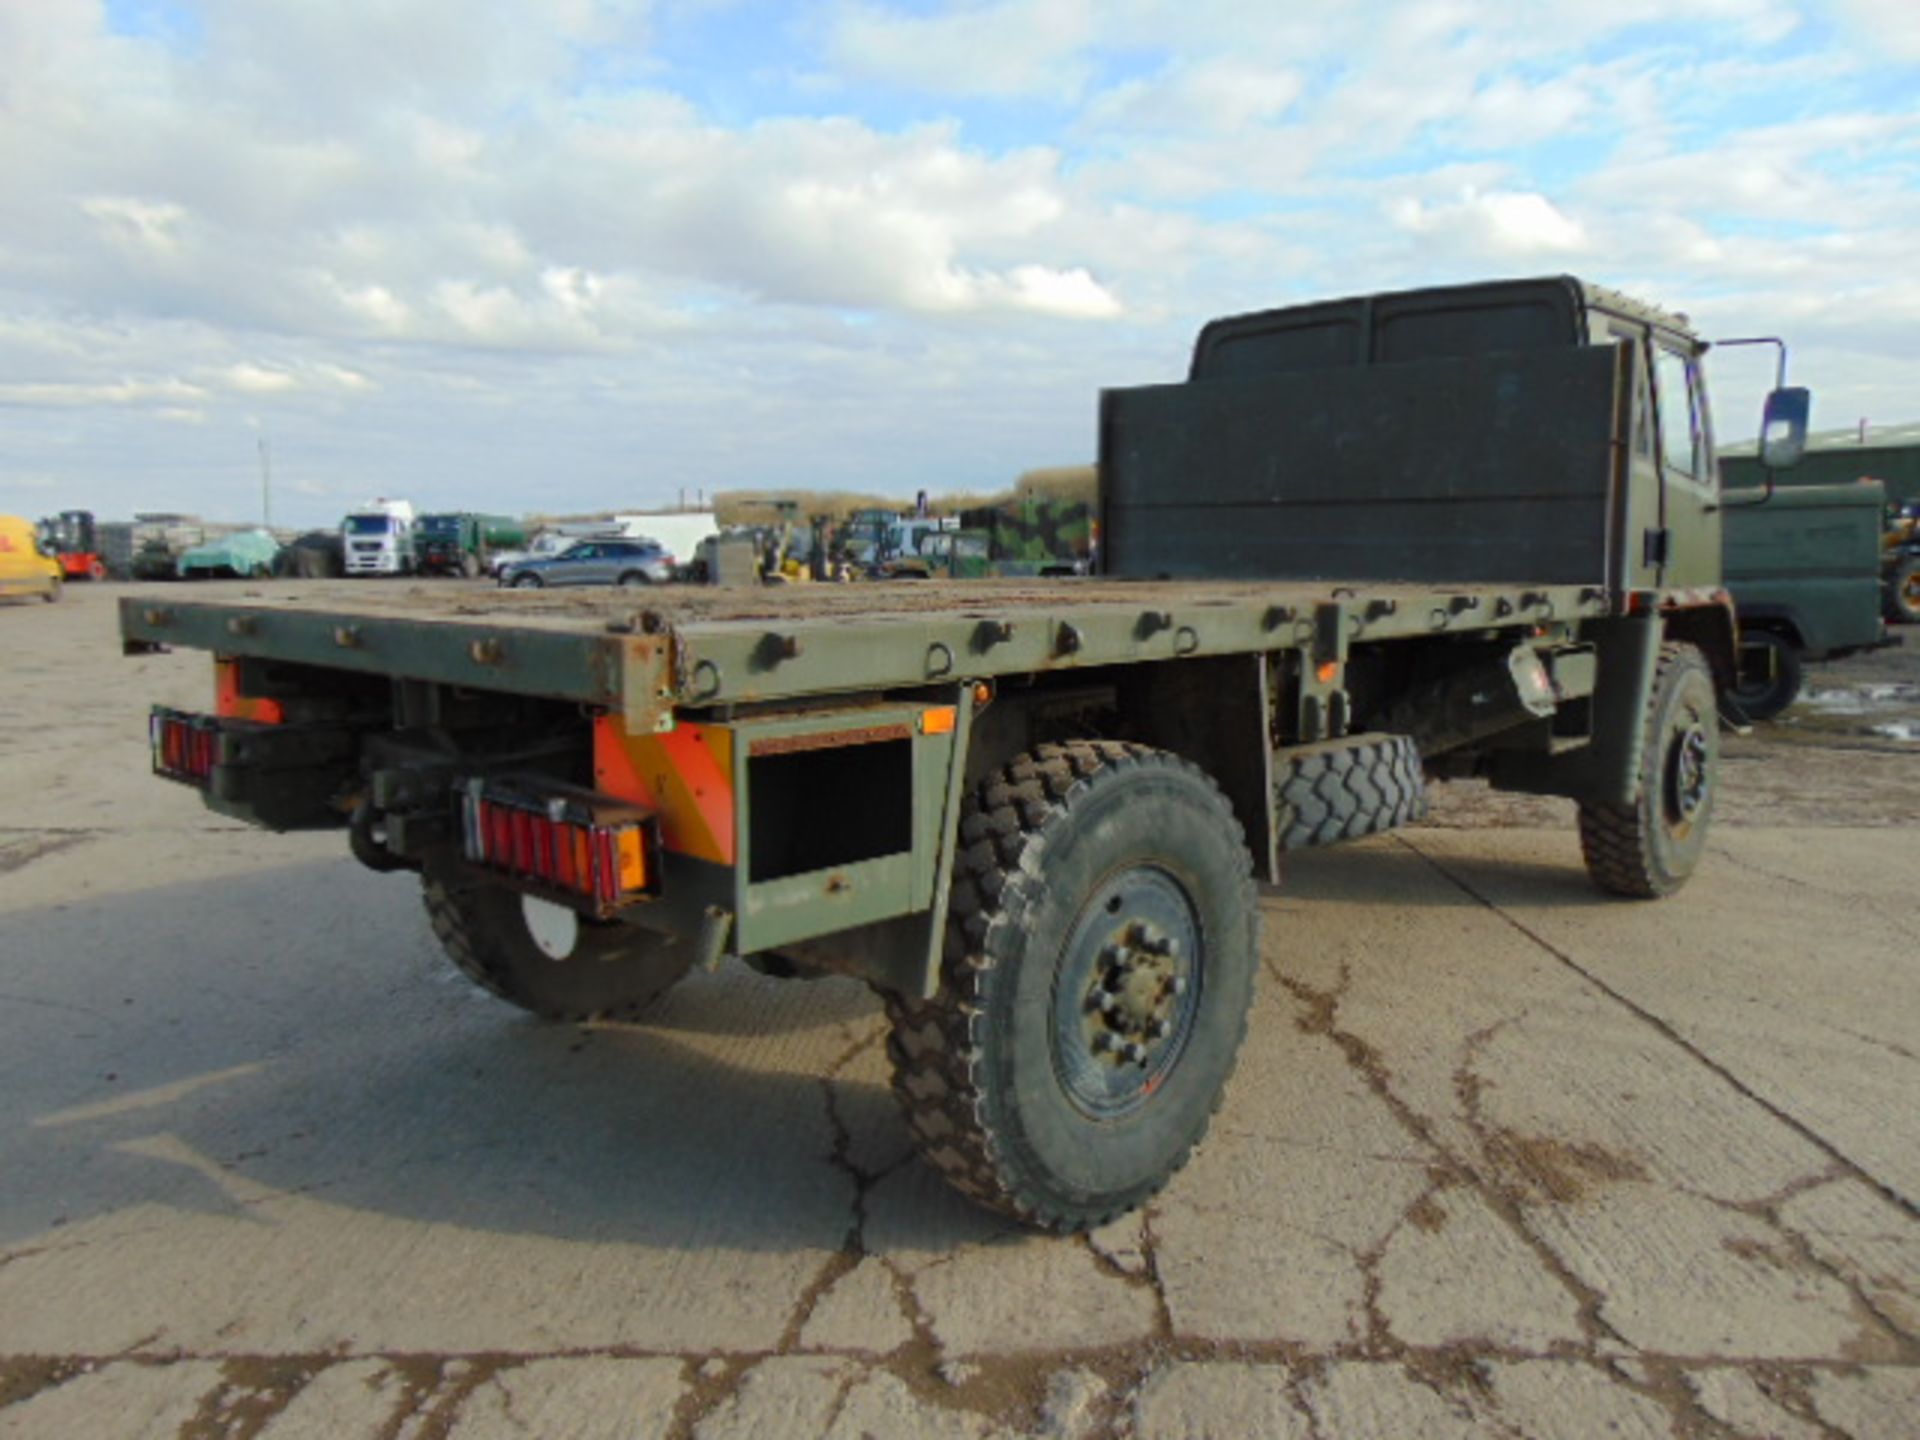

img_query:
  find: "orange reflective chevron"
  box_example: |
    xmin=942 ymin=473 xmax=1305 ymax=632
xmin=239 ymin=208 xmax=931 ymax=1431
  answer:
xmin=213 ymin=659 xmax=285 ymax=724
xmin=593 ymin=715 xmax=736 ymax=865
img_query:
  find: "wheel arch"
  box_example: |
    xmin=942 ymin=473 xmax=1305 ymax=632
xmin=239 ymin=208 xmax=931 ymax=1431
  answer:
xmin=966 ymin=657 xmax=1277 ymax=883
xmin=1662 ymin=599 xmax=1740 ymax=697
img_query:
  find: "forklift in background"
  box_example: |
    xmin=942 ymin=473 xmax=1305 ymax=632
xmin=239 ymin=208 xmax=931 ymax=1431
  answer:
xmin=37 ymin=510 xmax=109 ymax=582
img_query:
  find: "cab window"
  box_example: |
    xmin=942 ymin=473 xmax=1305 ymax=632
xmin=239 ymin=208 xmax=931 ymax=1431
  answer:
xmin=1654 ymin=346 xmax=1702 ymax=480
xmin=1607 ymin=325 xmax=1654 ymax=457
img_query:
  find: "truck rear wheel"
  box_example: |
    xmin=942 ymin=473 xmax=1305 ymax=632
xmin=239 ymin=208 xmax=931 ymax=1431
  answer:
xmin=422 ymin=870 xmax=692 ymax=1021
xmin=884 ymin=741 xmax=1258 ymax=1230
xmin=1578 ymin=642 xmax=1717 ymax=899
xmin=1728 ymin=631 xmax=1803 ymax=721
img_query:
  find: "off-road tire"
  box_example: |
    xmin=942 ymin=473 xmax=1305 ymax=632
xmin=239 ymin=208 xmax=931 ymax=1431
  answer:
xmin=1578 ymin=642 xmax=1718 ymax=899
xmin=1727 ymin=631 xmax=1803 ymax=722
xmin=422 ymin=868 xmax=692 ymax=1021
xmin=1274 ymin=733 xmax=1427 ymax=849
xmin=1884 ymin=557 xmax=1920 ymax=624
xmin=883 ymin=741 xmax=1259 ymax=1231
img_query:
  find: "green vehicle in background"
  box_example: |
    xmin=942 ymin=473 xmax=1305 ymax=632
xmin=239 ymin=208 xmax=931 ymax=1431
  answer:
xmin=1722 ymin=481 xmax=1892 ymax=719
xmin=881 ymin=496 xmax=1091 ymax=578
xmin=414 ymin=513 xmax=529 ymax=578
xmin=178 ymin=529 xmax=282 ymax=580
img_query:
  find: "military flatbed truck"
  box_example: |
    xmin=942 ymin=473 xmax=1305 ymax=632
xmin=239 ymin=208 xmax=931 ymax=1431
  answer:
xmin=120 ymin=276 xmax=1807 ymax=1230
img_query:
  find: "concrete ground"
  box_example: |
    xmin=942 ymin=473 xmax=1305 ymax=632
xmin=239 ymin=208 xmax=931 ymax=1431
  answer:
xmin=1 ymin=583 xmax=1916 ymax=1438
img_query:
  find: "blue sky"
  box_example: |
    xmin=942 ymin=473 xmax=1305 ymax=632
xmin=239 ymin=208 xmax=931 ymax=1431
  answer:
xmin=3 ymin=0 xmax=1918 ymax=527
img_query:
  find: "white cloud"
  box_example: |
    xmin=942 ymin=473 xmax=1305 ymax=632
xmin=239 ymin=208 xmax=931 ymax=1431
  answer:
xmin=830 ymin=0 xmax=1095 ymax=98
xmin=1834 ymin=0 xmax=1920 ymax=60
xmin=1389 ymin=187 xmax=1588 ymax=256
xmin=0 ymin=378 xmax=208 ymax=407
xmin=223 ymin=363 xmax=299 ymax=394
xmin=0 ymin=1 xmax=1914 ymax=525
xmin=81 ymin=197 xmax=189 ymax=255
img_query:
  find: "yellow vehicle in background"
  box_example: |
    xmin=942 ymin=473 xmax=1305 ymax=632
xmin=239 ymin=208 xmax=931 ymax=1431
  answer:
xmin=0 ymin=515 xmax=63 ymax=602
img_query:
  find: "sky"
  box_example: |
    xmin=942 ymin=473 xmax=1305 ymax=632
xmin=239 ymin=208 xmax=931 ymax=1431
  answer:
xmin=1 ymin=0 xmax=1917 ymax=529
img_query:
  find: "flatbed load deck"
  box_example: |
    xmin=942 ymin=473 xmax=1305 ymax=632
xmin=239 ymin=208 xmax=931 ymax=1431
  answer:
xmin=123 ymin=575 xmax=1614 ymax=727
xmin=118 ymin=276 xmax=1811 ymax=1230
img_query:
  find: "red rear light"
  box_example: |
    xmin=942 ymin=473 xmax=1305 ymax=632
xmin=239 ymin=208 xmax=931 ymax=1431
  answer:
xmin=150 ymin=709 xmax=219 ymax=787
xmin=460 ymin=780 xmax=656 ymax=916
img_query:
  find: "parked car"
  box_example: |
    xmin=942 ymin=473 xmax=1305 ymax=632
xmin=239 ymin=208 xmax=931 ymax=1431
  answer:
xmin=499 ymin=537 xmax=674 ymax=588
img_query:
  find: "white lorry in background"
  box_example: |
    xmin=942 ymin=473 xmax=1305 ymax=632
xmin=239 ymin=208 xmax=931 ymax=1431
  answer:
xmin=342 ymin=499 xmax=416 ymax=577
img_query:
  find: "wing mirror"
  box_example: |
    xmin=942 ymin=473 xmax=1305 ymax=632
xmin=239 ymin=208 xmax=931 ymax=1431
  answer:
xmin=1759 ymin=386 xmax=1810 ymax=470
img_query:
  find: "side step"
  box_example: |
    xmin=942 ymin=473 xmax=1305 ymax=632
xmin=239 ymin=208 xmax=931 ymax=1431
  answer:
xmin=1274 ymin=733 xmax=1428 ymax=851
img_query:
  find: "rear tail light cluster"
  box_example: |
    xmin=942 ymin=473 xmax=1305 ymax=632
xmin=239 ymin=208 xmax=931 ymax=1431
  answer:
xmin=460 ymin=779 xmax=657 ymax=916
xmin=151 ymin=709 xmax=219 ymax=787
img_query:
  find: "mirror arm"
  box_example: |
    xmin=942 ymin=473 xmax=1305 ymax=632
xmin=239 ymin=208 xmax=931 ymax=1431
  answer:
xmin=1710 ymin=336 xmax=1792 ymax=510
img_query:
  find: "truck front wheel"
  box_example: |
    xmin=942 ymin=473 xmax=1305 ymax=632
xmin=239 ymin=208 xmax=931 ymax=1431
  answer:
xmin=885 ymin=741 xmax=1258 ymax=1230
xmin=1578 ymin=642 xmax=1718 ymax=898
xmin=422 ymin=869 xmax=692 ymax=1021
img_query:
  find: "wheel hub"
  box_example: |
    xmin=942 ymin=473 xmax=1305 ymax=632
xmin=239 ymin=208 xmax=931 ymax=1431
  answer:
xmin=1054 ymin=868 xmax=1202 ymax=1117
xmin=1667 ymin=724 xmax=1710 ymax=822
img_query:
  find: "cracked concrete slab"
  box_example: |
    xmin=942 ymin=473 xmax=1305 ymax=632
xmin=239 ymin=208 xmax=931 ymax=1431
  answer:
xmin=1373 ymin=1180 xmax=1586 ymax=1350
xmin=0 ymin=1361 xmax=225 ymax=1440
xmin=1781 ymin=1177 xmax=1920 ymax=1338
xmin=905 ymin=1228 xmax=1159 ymax=1357
xmin=255 ymin=1360 xmax=416 ymax=1439
xmin=1152 ymin=1145 xmax=1430 ymax=1343
xmin=448 ymin=1358 xmax=687 ymax=1438
xmin=1526 ymin=1181 xmax=1888 ymax=1359
xmin=1808 ymin=1366 xmax=1920 ymax=1435
xmin=797 ymin=1257 xmax=917 ymax=1354
xmin=1686 ymin=1366 xmax=1829 ymax=1440
xmin=692 ymin=1357 xmax=857 ymax=1439
xmin=1133 ymin=1362 xmax=1314 ymax=1440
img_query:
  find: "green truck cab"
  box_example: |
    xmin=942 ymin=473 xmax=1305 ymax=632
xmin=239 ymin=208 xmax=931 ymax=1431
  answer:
xmin=413 ymin=513 xmax=529 ymax=578
xmin=1721 ymin=481 xmax=1890 ymax=719
xmin=121 ymin=276 xmax=1806 ymax=1231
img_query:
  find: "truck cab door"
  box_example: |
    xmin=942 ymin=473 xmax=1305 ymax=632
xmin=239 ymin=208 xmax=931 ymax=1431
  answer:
xmin=1650 ymin=341 xmax=1719 ymax=589
xmin=1605 ymin=325 xmax=1664 ymax=596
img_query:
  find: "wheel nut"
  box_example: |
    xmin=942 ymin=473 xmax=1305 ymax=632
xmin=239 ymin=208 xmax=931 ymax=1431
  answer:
xmin=1149 ymin=1018 xmax=1172 ymax=1039
xmin=1097 ymin=991 xmax=1122 ymax=1015
xmin=1123 ymin=1042 xmax=1148 ymax=1064
xmin=1093 ymin=1032 xmax=1119 ymax=1054
xmin=1170 ymin=976 xmax=1188 ymax=996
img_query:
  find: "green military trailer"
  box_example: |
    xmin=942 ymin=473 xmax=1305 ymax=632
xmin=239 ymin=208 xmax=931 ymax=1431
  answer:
xmin=120 ymin=276 xmax=1806 ymax=1231
xmin=1721 ymin=481 xmax=1891 ymax=719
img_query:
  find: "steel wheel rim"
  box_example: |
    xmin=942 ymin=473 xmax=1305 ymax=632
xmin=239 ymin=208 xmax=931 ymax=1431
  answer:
xmin=1665 ymin=722 xmax=1711 ymax=828
xmin=1051 ymin=864 xmax=1203 ymax=1120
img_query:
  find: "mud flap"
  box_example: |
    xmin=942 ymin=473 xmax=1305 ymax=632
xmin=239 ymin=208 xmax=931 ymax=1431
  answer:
xmin=1487 ymin=615 xmax=1661 ymax=808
